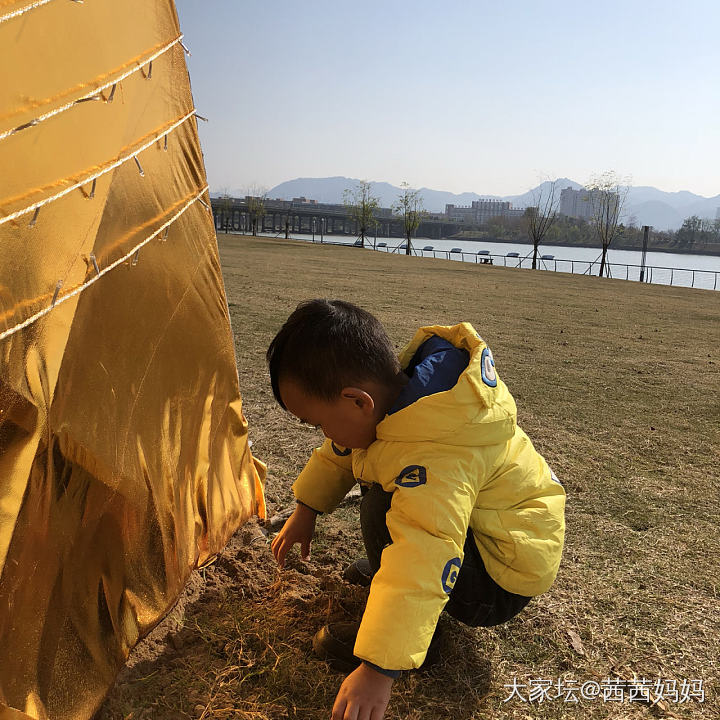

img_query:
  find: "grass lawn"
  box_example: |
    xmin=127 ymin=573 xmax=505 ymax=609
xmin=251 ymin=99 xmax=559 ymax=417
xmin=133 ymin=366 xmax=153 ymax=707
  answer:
xmin=99 ymin=234 xmax=719 ymax=719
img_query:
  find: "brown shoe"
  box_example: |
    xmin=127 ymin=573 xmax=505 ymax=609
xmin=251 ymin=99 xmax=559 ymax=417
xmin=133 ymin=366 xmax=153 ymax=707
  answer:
xmin=312 ymin=620 xmax=445 ymax=672
xmin=342 ymin=558 xmax=373 ymax=586
xmin=312 ymin=621 xmax=362 ymax=672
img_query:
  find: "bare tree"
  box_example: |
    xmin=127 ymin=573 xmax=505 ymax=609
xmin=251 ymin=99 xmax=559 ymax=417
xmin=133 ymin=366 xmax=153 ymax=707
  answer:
xmin=343 ymin=180 xmax=379 ymax=248
xmin=526 ymin=179 xmax=560 ymax=269
xmin=393 ymin=182 xmax=424 ymax=255
xmin=246 ymin=185 xmax=267 ymax=236
xmin=587 ymin=171 xmax=629 ymax=277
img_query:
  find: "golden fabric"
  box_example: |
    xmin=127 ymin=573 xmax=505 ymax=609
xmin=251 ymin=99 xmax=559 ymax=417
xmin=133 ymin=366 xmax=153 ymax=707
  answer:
xmin=0 ymin=2 xmax=266 ymax=718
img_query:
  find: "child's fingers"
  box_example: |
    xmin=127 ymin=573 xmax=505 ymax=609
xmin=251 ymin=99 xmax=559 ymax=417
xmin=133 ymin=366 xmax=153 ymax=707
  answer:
xmin=331 ymin=697 xmax=348 ymax=720
xmin=271 ymin=533 xmax=288 ymax=567
xmin=301 ymin=537 xmax=311 ymax=561
xmin=275 ymin=541 xmax=287 ymax=568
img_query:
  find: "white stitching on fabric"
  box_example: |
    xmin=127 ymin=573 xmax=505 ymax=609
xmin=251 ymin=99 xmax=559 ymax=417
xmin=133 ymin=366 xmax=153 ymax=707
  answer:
xmin=0 ymin=35 xmax=184 ymax=141
xmin=0 ymin=186 xmax=210 ymax=342
xmin=0 ymin=0 xmax=56 ymax=26
xmin=0 ymin=109 xmax=197 ymax=226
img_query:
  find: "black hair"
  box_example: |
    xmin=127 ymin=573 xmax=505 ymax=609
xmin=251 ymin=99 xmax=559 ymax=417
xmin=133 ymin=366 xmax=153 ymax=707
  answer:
xmin=266 ymin=299 xmax=400 ymax=409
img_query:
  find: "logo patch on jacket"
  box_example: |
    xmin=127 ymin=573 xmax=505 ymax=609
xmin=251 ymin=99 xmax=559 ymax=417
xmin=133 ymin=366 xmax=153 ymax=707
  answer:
xmin=442 ymin=557 xmax=462 ymax=593
xmin=481 ymin=347 xmax=497 ymax=387
xmin=395 ymin=465 xmax=427 ymax=487
xmin=331 ymin=442 xmax=352 ymax=457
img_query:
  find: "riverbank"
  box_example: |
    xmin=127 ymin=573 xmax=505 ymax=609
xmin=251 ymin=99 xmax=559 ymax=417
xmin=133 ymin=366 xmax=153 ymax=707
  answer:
xmin=449 ymin=231 xmax=720 ymax=256
xmin=259 ymin=230 xmax=720 ymax=290
xmin=100 ymin=235 xmax=719 ymax=720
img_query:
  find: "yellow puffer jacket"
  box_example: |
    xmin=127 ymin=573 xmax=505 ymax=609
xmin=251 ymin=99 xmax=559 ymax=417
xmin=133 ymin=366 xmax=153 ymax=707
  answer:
xmin=292 ymin=323 xmax=566 ymax=671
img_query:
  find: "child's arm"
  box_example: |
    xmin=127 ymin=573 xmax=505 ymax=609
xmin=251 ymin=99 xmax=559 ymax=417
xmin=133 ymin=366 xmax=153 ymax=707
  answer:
xmin=272 ymin=438 xmax=354 ymax=567
xmin=270 ymin=502 xmax=317 ymax=567
xmin=353 ymin=451 xmax=485 ymax=671
xmin=292 ymin=438 xmax=356 ymax=513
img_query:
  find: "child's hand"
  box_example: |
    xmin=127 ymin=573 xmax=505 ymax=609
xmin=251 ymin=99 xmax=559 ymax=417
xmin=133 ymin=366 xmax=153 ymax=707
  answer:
xmin=331 ymin=663 xmax=393 ymax=720
xmin=271 ymin=503 xmax=317 ymax=567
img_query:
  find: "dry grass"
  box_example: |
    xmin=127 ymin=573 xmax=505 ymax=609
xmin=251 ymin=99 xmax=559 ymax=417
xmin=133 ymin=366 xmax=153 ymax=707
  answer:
xmin=98 ymin=235 xmax=720 ymax=719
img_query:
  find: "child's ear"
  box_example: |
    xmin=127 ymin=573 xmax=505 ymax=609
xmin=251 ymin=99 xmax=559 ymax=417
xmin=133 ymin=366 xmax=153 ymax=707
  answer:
xmin=341 ymin=387 xmax=375 ymax=414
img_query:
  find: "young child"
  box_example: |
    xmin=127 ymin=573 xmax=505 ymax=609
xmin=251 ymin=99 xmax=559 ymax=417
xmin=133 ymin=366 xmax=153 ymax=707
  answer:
xmin=267 ymin=299 xmax=565 ymax=720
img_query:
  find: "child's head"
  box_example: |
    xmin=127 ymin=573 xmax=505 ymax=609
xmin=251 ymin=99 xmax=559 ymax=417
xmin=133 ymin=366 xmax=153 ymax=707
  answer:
xmin=266 ymin=299 xmax=401 ymax=448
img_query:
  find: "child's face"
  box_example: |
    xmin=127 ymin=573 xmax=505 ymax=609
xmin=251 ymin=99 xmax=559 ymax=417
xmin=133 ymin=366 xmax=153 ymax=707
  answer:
xmin=279 ymin=378 xmax=378 ymax=450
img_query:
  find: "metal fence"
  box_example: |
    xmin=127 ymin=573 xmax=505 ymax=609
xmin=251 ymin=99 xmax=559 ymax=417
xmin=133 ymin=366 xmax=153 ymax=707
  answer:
xmin=253 ymin=231 xmax=720 ymax=291
xmin=370 ymin=243 xmax=720 ymax=291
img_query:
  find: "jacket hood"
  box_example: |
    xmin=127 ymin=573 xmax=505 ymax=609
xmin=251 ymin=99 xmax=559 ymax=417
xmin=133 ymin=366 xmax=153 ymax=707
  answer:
xmin=376 ymin=323 xmax=517 ymax=446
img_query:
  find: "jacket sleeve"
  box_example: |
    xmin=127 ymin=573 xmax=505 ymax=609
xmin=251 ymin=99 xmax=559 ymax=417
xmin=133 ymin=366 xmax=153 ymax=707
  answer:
xmin=353 ymin=447 xmax=486 ymax=670
xmin=292 ymin=438 xmax=356 ymax=513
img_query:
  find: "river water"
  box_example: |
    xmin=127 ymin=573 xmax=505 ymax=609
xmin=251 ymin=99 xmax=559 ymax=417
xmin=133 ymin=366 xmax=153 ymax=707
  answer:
xmin=258 ymin=231 xmax=720 ymax=291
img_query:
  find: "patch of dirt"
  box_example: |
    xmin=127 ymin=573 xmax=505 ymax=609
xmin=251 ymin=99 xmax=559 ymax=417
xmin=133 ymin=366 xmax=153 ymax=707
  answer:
xmin=99 ymin=520 xmax=271 ymax=688
xmin=97 ymin=498 xmax=372 ymax=720
xmin=98 ymin=496 xmax=497 ymax=720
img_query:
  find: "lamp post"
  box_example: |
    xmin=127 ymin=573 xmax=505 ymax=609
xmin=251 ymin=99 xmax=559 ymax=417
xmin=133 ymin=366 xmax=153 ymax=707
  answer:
xmin=639 ymin=226 xmax=650 ymax=282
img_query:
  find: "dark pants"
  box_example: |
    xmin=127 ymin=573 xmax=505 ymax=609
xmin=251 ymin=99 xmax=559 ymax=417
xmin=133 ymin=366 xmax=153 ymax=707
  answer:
xmin=360 ymin=484 xmax=531 ymax=627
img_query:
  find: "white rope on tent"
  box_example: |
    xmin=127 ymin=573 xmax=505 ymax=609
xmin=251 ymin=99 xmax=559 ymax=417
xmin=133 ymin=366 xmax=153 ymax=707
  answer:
xmin=0 ymin=185 xmax=211 ymax=343
xmin=0 ymin=0 xmax=57 ymax=26
xmin=0 ymin=109 xmax=198 ymax=227
xmin=0 ymin=35 xmax=185 ymax=142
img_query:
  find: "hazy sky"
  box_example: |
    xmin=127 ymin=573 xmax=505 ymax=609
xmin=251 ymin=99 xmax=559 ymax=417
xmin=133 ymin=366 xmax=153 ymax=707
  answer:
xmin=175 ymin=0 xmax=719 ymax=198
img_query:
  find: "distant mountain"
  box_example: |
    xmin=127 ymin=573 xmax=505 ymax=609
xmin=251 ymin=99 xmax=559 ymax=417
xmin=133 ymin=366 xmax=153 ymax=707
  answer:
xmin=415 ymin=186 xmax=502 ymax=209
xmin=625 ymin=186 xmax=702 ymax=209
xmin=623 ymin=201 xmax=684 ymax=232
xmin=677 ymin=196 xmax=720 ymax=220
xmin=237 ymin=176 xmax=720 ymax=232
xmin=265 ymin=177 xmax=498 ymax=212
xmin=624 ymin=190 xmax=720 ymax=230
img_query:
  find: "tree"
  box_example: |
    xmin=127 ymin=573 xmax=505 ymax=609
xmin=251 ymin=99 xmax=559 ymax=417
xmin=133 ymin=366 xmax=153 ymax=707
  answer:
xmin=393 ymin=182 xmax=424 ymax=255
xmin=246 ymin=185 xmax=267 ymax=236
xmin=676 ymin=215 xmax=702 ymax=248
xmin=343 ymin=180 xmax=379 ymax=248
xmin=676 ymin=215 xmax=720 ymax=248
xmin=586 ymin=171 xmax=629 ymax=278
xmin=525 ymin=179 xmax=559 ymax=269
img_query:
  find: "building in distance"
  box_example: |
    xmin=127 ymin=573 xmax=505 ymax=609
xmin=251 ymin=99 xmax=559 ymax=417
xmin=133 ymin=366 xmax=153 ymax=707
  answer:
xmin=445 ymin=199 xmax=526 ymax=224
xmin=560 ymin=186 xmax=600 ymax=221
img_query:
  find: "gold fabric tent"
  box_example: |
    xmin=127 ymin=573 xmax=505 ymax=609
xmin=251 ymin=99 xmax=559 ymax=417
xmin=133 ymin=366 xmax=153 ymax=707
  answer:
xmin=0 ymin=1 xmax=266 ymax=718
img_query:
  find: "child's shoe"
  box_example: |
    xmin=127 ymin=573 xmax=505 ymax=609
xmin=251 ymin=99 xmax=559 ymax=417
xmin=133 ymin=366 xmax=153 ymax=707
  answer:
xmin=312 ymin=621 xmax=362 ymax=672
xmin=312 ymin=620 xmax=445 ymax=672
xmin=342 ymin=558 xmax=373 ymax=586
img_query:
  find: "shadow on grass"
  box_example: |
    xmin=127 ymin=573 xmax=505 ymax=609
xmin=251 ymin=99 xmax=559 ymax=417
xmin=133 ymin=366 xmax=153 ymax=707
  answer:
xmin=98 ymin=528 xmax=494 ymax=720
